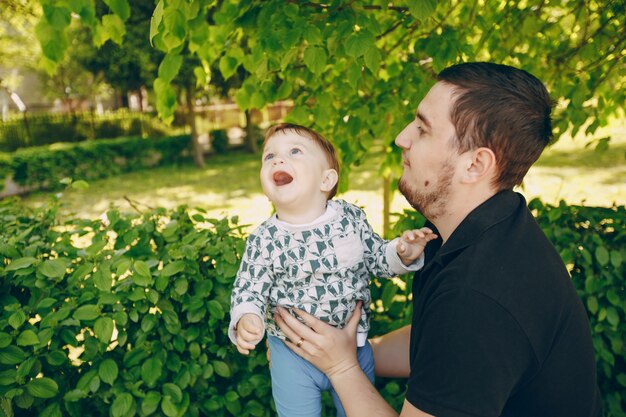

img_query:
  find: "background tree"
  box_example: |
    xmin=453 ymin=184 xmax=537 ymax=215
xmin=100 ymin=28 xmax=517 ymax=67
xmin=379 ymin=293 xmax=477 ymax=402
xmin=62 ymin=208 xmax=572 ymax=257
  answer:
xmin=34 ymin=0 xmax=625 ymax=224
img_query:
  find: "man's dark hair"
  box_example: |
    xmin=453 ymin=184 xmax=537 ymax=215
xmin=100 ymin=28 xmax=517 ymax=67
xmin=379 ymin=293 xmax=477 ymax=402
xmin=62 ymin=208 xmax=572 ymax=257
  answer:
xmin=438 ymin=62 xmax=554 ymax=190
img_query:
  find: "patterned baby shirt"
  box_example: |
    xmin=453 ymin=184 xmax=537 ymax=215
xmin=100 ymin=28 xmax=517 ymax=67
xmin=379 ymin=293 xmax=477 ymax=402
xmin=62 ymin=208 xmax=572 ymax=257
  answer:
xmin=228 ymin=199 xmax=423 ymax=347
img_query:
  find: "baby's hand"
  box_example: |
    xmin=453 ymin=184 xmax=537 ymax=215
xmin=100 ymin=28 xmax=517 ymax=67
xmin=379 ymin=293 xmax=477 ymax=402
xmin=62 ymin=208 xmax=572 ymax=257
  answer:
xmin=397 ymin=227 xmax=438 ymax=266
xmin=236 ymin=313 xmax=264 ymax=355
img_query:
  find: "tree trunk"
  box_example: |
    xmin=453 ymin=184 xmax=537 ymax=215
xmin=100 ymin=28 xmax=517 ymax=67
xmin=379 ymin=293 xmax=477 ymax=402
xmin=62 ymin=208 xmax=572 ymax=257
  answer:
xmin=185 ymin=84 xmax=204 ymax=167
xmin=383 ymin=173 xmax=391 ymax=238
xmin=244 ymin=109 xmax=258 ymax=153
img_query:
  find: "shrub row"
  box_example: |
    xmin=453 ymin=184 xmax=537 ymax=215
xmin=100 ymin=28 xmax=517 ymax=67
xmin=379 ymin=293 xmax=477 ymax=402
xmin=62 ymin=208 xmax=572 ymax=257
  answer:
xmin=0 ymin=112 xmax=172 ymax=152
xmin=0 ymin=197 xmax=624 ymax=416
xmin=0 ymin=135 xmax=193 ymax=195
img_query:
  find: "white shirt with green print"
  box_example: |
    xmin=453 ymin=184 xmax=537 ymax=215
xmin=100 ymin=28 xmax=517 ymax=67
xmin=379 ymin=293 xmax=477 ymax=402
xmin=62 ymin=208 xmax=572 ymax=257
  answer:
xmin=228 ymin=199 xmax=424 ymax=347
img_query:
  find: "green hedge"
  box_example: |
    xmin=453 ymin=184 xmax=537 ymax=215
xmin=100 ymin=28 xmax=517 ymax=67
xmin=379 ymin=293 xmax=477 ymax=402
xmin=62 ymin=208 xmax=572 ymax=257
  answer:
xmin=0 ymin=135 xmax=193 ymax=193
xmin=0 ymin=112 xmax=172 ymax=152
xmin=0 ymin=197 xmax=624 ymax=416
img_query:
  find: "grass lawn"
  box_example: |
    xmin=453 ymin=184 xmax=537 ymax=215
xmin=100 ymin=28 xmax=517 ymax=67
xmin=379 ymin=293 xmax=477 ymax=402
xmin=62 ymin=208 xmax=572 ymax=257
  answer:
xmin=16 ymin=120 xmax=626 ymax=235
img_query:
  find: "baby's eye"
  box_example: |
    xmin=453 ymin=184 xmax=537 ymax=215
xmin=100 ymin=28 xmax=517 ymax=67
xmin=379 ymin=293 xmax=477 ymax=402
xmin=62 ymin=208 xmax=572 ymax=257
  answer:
xmin=263 ymin=153 xmax=274 ymax=161
xmin=290 ymin=148 xmax=303 ymax=155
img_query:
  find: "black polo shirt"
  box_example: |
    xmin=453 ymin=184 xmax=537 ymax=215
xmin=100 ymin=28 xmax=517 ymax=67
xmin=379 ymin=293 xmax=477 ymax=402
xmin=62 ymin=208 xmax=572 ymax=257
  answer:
xmin=406 ymin=190 xmax=602 ymax=417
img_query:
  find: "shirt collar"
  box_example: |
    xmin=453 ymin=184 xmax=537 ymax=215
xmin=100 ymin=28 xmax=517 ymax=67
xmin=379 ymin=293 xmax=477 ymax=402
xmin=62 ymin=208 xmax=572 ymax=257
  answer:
xmin=432 ymin=190 xmax=525 ymax=266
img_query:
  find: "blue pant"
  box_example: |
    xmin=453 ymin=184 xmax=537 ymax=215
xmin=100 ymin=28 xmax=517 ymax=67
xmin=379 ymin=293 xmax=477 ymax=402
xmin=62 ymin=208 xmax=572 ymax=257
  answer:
xmin=267 ymin=335 xmax=375 ymax=417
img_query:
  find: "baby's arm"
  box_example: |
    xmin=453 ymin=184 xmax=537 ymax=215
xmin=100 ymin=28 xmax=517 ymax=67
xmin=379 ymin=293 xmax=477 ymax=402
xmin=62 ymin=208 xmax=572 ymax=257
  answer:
xmin=396 ymin=227 xmax=438 ymax=266
xmin=235 ymin=313 xmax=264 ymax=355
xmin=229 ymin=232 xmax=273 ymax=355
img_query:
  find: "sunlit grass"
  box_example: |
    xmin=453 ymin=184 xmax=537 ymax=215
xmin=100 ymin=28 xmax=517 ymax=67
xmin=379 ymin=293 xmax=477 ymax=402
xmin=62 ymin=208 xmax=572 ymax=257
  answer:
xmin=17 ymin=121 xmax=625 ymax=235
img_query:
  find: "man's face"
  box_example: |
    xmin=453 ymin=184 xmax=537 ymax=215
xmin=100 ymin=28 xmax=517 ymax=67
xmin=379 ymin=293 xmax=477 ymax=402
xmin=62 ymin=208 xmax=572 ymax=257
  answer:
xmin=395 ymin=82 xmax=459 ymax=220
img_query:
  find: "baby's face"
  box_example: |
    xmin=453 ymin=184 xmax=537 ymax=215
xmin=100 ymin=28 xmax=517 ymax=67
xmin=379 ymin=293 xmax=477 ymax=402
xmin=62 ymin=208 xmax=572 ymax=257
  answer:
xmin=260 ymin=131 xmax=331 ymax=210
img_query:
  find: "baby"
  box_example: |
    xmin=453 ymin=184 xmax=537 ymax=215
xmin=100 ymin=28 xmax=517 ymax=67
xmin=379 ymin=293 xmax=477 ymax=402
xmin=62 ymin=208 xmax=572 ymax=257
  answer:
xmin=229 ymin=123 xmax=435 ymax=417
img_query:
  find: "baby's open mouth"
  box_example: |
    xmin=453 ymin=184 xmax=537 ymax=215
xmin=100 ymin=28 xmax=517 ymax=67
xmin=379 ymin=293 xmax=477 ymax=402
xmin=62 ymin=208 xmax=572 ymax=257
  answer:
xmin=273 ymin=171 xmax=293 ymax=186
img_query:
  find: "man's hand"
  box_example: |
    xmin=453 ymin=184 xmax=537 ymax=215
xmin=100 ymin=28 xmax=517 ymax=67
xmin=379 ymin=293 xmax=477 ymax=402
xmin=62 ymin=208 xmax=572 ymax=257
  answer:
xmin=397 ymin=227 xmax=437 ymax=266
xmin=235 ymin=313 xmax=264 ymax=355
xmin=274 ymin=302 xmax=362 ymax=378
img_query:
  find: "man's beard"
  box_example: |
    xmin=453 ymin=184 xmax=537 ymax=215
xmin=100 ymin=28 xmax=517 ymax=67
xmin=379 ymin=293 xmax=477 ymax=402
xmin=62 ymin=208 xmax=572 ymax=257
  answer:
xmin=398 ymin=161 xmax=454 ymax=221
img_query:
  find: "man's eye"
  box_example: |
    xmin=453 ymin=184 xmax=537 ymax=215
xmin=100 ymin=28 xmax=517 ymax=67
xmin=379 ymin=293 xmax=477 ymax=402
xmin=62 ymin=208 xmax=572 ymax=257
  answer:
xmin=263 ymin=153 xmax=274 ymax=161
xmin=417 ymin=126 xmax=425 ymax=135
xmin=290 ymin=148 xmax=303 ymax=155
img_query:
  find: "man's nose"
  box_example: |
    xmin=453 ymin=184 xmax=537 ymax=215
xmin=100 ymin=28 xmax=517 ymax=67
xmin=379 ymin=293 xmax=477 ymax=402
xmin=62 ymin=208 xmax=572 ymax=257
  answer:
xmin=394 ymin=129 xmax=410 ymax=149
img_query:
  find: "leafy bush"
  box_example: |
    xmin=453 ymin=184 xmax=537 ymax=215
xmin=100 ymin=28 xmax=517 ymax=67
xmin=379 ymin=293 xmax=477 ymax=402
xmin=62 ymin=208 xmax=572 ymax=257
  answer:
xmin=529 ymin=199 xmax=626 ymax=417
xmin=0 ymin=197 xmax=271 ymax=417
xmin=0 ymin=112 xmax=175 ymax=152
xmin=0 ymin=135 xmax=192 ymax=193
xmin=0 ymin=197 xmax=623 ymax=416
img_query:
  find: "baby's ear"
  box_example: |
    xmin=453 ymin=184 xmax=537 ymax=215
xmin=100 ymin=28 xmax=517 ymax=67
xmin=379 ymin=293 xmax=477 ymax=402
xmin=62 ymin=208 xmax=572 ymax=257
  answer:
xmin=320 ymin=169 xmax=338 ymax=192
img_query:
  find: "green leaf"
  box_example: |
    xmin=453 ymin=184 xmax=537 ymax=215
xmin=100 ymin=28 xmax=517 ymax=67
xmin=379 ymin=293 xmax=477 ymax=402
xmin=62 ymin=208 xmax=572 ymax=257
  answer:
xmin=134 ymin=260 xmax=153 ymax=286
xmin=38 ymin=259 xmax=67 ymax=279
xmin=150 ymin=0 xmax=164 ymax=46
xmin=6 ymin=257 xmax=37 ymax=271
xmin=99 ymin=359 xmax=119 ymax=385
xmin=158 ymin=53 xmax=183 ymax=83
xmin=606 ymin=307 xmax=620 ymax=327
xmin=94 ymin=317 xmax=114 ymax=343
xmin=345 ymin=31 xmax=375 ymax=58
xmin=219 ymin=56 xmax=239 ymax=80
xmin=25 ymin=377 xmax=58 ymax=399
xmin=8 ymin=310 xmax=26 ymax=330
xmin=93 ymin=268 xmax=113 ymax=292
xmin=16 ymin=330 xmax=39 ymax=347
xmin=0 ymin=346 xmax=27 ymax=365
xmin=587 ymin=296 xmax=598 ymax=314
xmin=162 ymin=383 xmax=182 ymax=403
xmin=364 ymin=47 xmax=382 ymax=74
xmin=304 ymin=25 xmax=323 ymax=45
xmin=111 ymin=392 xmax=133 ymax=417
xmin=207 ymin=300 xmax=225 ymax=320
xmin=63 ymin=389 xmax=87 ymax=402
xmin=213 ymin=361 xmax=231 ymax=378
xmin=161 ymin=261 xmax=185 ymax=277
xmin=0 ymin=369 xmax=16 ymax=385
xmin=45 ymin=350 xmax=67 ymax=366
xmin=73 ymin=304 xmax=101 ymax=321
xmin=142 ymin=391 xmax=162 ymax=415
xmin=303 ymin=46 xmax=327 ymax=75
xmin=595 ymin=246 xmax=609 ymax=266
xmin=408 ymin=0 xmax=437 ymax=21
xmin=43 ymin=5 xmax=71 ymax=29
xmin=161 ymin=395 xmax=179 ymax=417
xmin=141 ymin=357 xmax=163 ymax=387
xmin=101 ymin=13 xmax=126 ymax=45
xmin=0 ymin=333 xmax=12 ymax=349
xmin=610 ymin=250 xmax=622 ymax=268
xmin=103 ymin=0 xmax=130 ymax=21
xmin=40 ymin=403 xmax=62 ymax=417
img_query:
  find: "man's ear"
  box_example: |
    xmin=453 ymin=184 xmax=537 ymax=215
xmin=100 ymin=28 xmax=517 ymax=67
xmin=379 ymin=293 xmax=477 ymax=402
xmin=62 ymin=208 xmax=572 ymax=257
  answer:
xmin=461 ymin=147 xmax=497 ymax=184
xmin=320 ymin=169 xmax=339 ymax=192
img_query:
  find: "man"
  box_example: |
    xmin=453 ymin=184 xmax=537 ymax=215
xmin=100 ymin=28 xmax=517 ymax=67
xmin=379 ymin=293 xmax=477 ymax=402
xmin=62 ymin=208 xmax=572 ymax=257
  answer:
xmin=275 ymin=62 xmax=602 ymax=417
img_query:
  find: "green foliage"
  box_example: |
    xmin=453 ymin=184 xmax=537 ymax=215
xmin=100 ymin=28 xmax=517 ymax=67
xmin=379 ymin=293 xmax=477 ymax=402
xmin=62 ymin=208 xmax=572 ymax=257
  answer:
xmin=0 ymin=111 xmax=171 ymax=152
xmin=34 ymin=0 xmax=626 ymax=195
xmin=210 ymin=130 xmax=229 ymax=154
xmin=529 ymin=199 xmax=626 ymax=417
xmin=0 ymin=134 xmax=192 ymax=192
xmin=1 ymin=196 xmax=623 ymax=415
xmin=0 ymin=197 xmax=271 ymax=417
